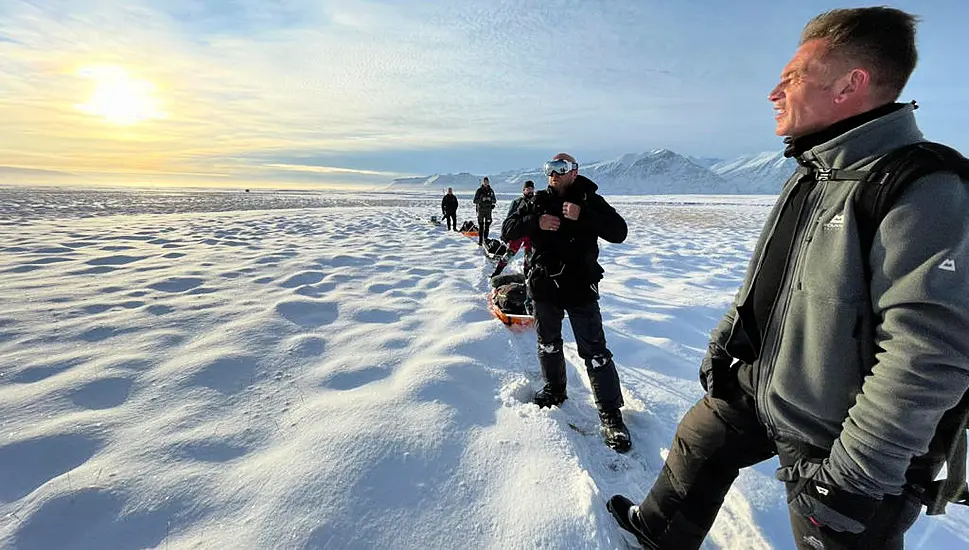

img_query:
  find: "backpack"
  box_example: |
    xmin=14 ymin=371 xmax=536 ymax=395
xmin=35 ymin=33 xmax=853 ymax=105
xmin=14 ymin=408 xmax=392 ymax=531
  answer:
xmin=485 ymin=238 xmax=507 ymax=258
xmin=495 ymin=283 xmax=528 ymax=315
xmin=820 ymin=141 xmax=969 ymax=515
xmin=459 ymin=221 xmax=478 ymax=233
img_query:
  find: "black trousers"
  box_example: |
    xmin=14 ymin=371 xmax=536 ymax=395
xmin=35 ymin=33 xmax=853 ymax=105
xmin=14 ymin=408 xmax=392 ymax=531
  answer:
xmin=637 ymin=394 xmax=924 ymax=550
xmin=443 ymin=212 xmax=457 ymax=230
xmin=477 ymin=212 xmax=492 ymax=245
xmin=533 ymin=299 xmax=623 ymax=411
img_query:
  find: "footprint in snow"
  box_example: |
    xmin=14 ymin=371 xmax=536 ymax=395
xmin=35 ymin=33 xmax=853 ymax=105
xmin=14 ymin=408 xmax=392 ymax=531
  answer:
xmin=148 ymin=277 xmax=204 ymax=293
xmin=187 ymin=355 xmax=260 ymax=395
xmin=352 ymin=308 xmax=401 ymax=324
xmin=319 ymin=366 xmax=391 ymax=391
xmin=275 ymin=300 xmax=339 ymax=328
xmin=67 ymin=377 xmax=134 ymax=410
xmin=0 ymin=433 xmax=102 ymax=503
xmin=12 ymin=488 xmax=169 ymax=550
xmin=279 ymin=270 xmax=326 ymax=288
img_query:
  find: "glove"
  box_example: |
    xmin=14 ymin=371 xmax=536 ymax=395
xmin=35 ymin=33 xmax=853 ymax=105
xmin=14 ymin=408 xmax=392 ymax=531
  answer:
xmin=776 ymin=459 xmax=882 ymax=534
xmin=699 ymin=343 xmax=734 ymax=398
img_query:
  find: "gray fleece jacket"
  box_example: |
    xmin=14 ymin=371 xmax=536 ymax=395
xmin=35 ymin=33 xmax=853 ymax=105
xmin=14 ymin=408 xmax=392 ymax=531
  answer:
xmin=711 ymin=104 xmax=969 ymax=498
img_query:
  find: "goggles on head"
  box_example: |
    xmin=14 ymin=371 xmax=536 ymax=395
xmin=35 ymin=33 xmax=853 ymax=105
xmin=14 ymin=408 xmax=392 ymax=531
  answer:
xmin=543 ymin=159 xmax=578 ymax=176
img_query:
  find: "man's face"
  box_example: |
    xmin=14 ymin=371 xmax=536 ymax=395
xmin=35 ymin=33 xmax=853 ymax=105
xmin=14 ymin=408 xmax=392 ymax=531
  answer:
xmin=523 ymin=187 xmax=534 ymax=198
xmin=769 ymin=39 xmax=845 ymax=138
xmin=548 ymin=169 xmax=576 ymax=190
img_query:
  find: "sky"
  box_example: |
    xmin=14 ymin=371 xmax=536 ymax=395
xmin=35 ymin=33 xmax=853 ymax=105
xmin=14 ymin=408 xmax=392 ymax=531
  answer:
xmin=1 ymin=0 xmax=967 ymax=189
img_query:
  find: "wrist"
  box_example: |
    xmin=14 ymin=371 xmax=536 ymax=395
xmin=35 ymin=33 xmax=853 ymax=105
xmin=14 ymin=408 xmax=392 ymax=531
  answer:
xmin=826 ymin=439 xmax=889 ymax=497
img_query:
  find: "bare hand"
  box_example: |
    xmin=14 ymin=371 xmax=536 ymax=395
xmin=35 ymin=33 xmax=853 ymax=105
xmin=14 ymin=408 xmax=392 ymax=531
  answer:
xmin=539 ymin=214 xmax=561 ymax=231
xmin=562 ymin=202 xmax=581 ymax=220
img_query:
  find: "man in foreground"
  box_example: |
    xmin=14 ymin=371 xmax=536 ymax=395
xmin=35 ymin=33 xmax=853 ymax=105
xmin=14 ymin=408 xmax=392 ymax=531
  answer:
xmin=608 ymin=7 xmax=969 ymax=549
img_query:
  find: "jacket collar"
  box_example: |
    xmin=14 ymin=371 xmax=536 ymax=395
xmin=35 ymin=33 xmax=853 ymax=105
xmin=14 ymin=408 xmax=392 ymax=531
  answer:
xmin=793 ymin=101 xmax=924 ymax=171
xmin=546 ymin=174 xmax=598 ymax=199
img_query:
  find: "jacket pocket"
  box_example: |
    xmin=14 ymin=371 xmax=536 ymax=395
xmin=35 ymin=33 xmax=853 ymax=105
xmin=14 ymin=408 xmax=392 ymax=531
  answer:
xmin=766 ymin=290 xmax=867 ymax=444
xmin=797 ymin=206 xmax=868 ymax=301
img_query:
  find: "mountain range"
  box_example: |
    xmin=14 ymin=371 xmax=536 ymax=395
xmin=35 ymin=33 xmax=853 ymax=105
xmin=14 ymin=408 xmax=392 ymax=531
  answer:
xmin=385 ymin=149 xmax=798 ymax=195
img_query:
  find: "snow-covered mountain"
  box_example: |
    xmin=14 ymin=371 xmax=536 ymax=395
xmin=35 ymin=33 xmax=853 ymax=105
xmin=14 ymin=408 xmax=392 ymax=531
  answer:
xmin=386 ymin=148 xmax=799 ymax=195
xmin=580 ymin=149 xmax=731 ymax=194
xmin=685 ymin=156 xmax=724 ymax=170
xmin=710 ymin=151 xmax=798 ymax=194
xmin=385 ymin=172 xmax=484 ymax=192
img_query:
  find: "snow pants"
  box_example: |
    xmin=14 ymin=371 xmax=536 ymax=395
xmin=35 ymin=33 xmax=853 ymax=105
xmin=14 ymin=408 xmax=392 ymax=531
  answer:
xmin=533 ymin=299 xmax=623 ymax=412
xmin=636 ymin=393 xmax=925 ymax=549
xmin=477 ymin=211 xmax=492 ymax=246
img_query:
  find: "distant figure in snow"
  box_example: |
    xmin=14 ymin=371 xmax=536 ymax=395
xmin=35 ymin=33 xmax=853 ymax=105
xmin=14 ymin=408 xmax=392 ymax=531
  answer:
xmin=608 ymin=7 xmax=969 ymax=550
xmin=441 ymin=187 xmax=458 ymax=231
xmin=473 ymin=177 xmax=497 ymax=247
xmin=490 ymin=180 xmax=535 ymax=279
xmin=502 ymin=153 xmax=631 ymax=453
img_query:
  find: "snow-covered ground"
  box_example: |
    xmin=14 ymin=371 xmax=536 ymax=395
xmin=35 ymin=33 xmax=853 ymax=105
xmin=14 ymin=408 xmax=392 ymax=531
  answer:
xmin=0 ymin=185 xmax=966 ymax=549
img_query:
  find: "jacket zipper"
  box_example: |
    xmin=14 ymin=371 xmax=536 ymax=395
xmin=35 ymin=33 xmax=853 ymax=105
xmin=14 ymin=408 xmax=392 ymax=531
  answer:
xmin=721 ymin=171 xmax=807 ymax=348
xmin=803 ymin=208 xmax=827 ymax=246
xmin=756 ymin=179 xmax=823 ymax=438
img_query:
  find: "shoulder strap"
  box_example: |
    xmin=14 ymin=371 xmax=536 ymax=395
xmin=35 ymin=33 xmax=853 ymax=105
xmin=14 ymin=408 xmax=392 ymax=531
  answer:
xmin=855 ymin=142 xmax=969 ymax=278
xmin=849 ymin=142 xmax=969 ymax=515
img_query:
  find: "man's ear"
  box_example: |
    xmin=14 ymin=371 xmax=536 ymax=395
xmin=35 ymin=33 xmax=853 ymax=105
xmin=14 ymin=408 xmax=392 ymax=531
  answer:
xmin=834 ymin=68 xmax=870 ymax=104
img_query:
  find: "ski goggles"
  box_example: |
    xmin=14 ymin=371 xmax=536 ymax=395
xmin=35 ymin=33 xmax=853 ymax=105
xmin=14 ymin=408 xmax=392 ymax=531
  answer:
xmin=543 ymin=159 xmax=578 ymax=176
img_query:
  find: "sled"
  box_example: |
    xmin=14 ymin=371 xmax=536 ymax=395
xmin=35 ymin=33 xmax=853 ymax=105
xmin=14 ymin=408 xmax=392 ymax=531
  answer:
xmin=488 ymin=286 xmax=534 ymax=328
xmin=461 ymin=230 xmax=479 ymax=238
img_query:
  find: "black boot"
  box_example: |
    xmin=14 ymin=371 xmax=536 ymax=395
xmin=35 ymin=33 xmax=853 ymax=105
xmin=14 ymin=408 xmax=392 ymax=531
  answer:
xmin=599 ymin=408 xmax=631 ymax=453
xmin=534 ymin=384 xmax=567 ymax=408
xmin=606 ymin=495 xmax=659 ymax=550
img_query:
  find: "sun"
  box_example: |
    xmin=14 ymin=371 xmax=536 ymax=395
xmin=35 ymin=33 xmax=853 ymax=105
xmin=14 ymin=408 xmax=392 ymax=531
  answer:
xmin=75 ymin=65 xmax=166 ymax=125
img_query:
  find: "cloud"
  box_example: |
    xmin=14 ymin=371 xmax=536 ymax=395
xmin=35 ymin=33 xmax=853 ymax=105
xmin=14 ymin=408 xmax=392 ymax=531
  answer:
xmin=261 ymin=163 xmax=404 ymax=178
xmin=1 ymin=0 xmax=966 ymax=187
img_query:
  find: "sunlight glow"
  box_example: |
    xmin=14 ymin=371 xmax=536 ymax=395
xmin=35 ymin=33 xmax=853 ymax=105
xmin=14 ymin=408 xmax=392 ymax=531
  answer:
xmin=74 ymin=65 xmax=167 ymax=125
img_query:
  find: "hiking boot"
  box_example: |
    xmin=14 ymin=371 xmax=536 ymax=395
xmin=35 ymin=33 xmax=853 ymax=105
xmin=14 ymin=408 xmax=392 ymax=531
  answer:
xmin=606 ymin=495 xmax=659 ymax=550
xmin=599 ymin=408 xmax=631 ymax=453
xmin=533 ymin=385 xmax=567 ymax=408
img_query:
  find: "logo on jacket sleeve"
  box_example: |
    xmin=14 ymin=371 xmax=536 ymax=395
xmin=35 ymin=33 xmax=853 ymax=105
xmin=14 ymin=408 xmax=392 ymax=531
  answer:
xmin=939 ymin=258 xmax=957 ymax=272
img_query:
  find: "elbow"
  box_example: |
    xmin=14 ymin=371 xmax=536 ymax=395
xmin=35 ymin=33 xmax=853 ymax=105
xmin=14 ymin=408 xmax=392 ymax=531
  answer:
xmin=606 ymin=225 xmax=628 ymax=244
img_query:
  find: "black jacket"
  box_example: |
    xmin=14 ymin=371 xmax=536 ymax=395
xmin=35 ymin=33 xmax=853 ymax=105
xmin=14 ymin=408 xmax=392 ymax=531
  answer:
xmin=501 ymin=175 xmax=626 ymax=305
xmin=473 ymin=186 xmax=497 ymax=215
xmin=441 ymin=194 xmax=458 ymax=214
xmin=505 ymin=194 xmax=533 ymax=222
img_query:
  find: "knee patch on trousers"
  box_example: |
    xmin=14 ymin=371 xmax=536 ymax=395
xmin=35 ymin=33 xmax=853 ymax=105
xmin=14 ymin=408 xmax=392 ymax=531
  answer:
xmin=538 ymin=342 xmax=562 ymax=356
xmin=589 ymin=353 xmax=613 ymax=370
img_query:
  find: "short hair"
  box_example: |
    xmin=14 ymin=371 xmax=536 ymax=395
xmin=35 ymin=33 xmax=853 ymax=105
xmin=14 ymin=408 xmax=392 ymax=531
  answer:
xmin=800 ymin=7 xmax=919 ymax=101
